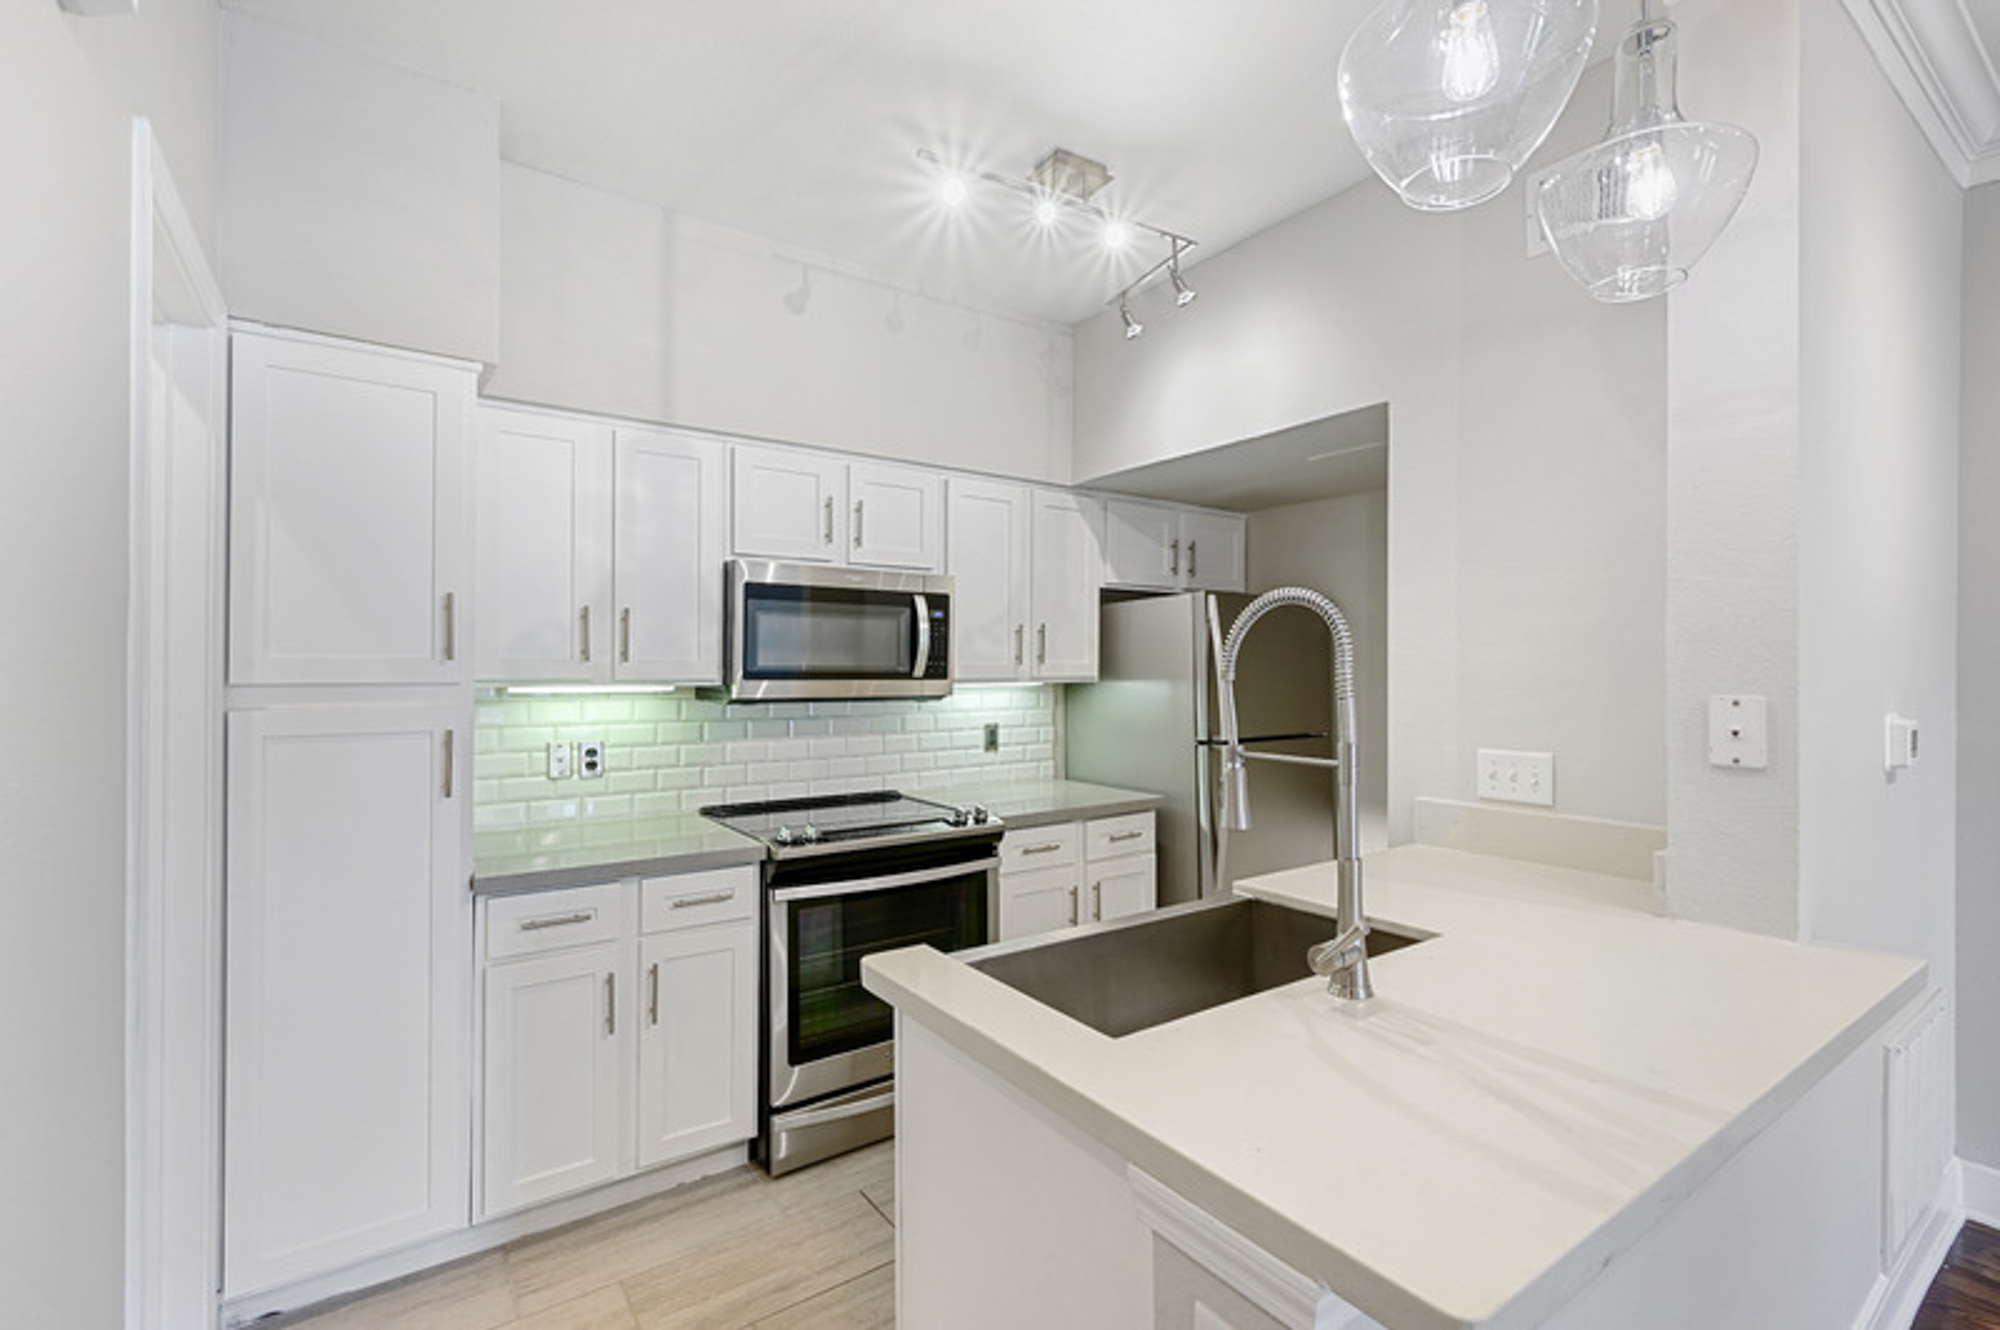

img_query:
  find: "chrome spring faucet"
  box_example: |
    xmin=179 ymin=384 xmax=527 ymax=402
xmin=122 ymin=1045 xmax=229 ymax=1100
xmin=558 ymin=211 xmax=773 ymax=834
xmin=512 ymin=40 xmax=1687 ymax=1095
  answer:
xmin=1209 ymin=588 xmax=1372 ymax=1002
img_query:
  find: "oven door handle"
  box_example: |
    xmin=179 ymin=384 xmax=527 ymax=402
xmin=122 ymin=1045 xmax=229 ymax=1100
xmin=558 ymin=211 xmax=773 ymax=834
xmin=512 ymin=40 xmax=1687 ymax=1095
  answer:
xmin=771 ymin=854 xmax=999 ymax=903
xmin=912 ymin=593 xmax=931 ymax=679
xmin=781 ymin=1083 xmax=895 ymax=1131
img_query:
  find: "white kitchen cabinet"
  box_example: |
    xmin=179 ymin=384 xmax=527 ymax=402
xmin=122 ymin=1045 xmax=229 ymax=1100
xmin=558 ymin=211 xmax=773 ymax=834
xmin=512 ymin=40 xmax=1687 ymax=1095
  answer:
xmin=945 ymin=477 xmax=1033 ymax=681
xmin=1028 ymin=489 xmax=1105 ymax=681
xmin=475 ymin=412 xmax=725 ymax=685
xmin=998 ymin=862 xmax=1086 ymax=939
xmin=636 ymin=921 xmax=758 ymax=1167
xmin=1102 ymin=497 xmax=1246 ymax=594
xmin=996 ymin=813 xmax=1158 ymax=940
xmin=229 ymin=327 xmax=475 ymax=684
xmin=480 ymin=936 xmax=627 ymax=1217
xmin=474 ymin=405 xmax=613 ymax=683
xmin=733 ymin=444 xmax=942 ymax=570
xmin=476 ymin=866 xmax=757 ymax=1220
xmin=614 ymin=428 xmax=728 ymax=683
xmin=223 ymin=702 xmax=470 ymax=1298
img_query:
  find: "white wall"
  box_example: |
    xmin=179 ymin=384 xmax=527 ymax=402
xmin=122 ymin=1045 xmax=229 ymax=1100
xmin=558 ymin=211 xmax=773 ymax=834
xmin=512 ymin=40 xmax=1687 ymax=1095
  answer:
xmin=1247 ymin=491 xmax=1390 ymax=845
xmin=1661 ymin=0 xmax=1805 ymax=937
xmin=1798 ymin=1 xmax=1962 ymax=979
xmin=220 ymin=12 xmax=501 ymax=363
xmin=1072 ymin=54 xmax=1667 ymax=843
xmin=0 ymin=7 xmax=141 ymax=1325
xmin=1957 ymin=183 xmax=2000 ymax=1168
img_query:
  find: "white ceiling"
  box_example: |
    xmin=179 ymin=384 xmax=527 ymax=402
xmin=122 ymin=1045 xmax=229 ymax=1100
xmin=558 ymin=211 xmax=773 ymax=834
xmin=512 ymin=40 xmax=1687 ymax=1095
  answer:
xmin=220 ymin=0 xmax=1388 ymax=325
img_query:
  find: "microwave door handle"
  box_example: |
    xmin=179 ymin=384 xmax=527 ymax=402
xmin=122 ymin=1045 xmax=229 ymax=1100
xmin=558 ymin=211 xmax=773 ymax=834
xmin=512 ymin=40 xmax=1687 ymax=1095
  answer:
xmin=912 ymin=593 xmax=931 ymax=679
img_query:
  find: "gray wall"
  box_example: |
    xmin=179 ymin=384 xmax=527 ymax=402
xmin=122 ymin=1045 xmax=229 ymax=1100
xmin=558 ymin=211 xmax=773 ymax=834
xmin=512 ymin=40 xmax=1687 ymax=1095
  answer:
xmin=1958 ymin=181 xmax=2000 ymax=1167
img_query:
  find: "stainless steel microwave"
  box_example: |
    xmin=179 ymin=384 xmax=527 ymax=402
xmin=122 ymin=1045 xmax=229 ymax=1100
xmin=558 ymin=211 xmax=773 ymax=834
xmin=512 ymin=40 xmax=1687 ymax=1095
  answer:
xmin=720 ymin=559 xmax=952 ymax=702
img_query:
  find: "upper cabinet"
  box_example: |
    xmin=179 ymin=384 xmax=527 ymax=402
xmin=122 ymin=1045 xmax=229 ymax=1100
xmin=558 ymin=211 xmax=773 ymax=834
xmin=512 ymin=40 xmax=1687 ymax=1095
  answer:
xmin=948 ymin=479 xmax=1102 ymax=683
xmin=1101 ymin=497 xmax=1246 ymax=594
xmin=732 ymin=444 xmax=942 ymax=571
xmin=229 ymin=328 xmax=476 ymax=684
xmin=475 ymin=406 xmax=726 ymax=685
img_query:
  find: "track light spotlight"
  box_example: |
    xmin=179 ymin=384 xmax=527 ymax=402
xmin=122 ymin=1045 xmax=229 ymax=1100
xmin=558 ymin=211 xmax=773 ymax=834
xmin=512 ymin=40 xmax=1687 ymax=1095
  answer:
xmin=1169 ymin=249 xmax=1197 ymax=307
xmin=1120 ymin=299 xmax=1144 ymax=340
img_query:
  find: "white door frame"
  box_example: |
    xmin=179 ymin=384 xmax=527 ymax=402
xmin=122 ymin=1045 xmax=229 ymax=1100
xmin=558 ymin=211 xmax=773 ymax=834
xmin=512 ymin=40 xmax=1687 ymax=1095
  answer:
xmin=126 ymin=117 xmax=228 ymax=1330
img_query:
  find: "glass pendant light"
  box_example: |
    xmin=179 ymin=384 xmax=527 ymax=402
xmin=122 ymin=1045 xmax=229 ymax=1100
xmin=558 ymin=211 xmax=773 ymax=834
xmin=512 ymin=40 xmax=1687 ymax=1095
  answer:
xmin=1339 ymin=0 xmax=1599 ymax=211
xmin=1533 ymin=4 xmax=1758 ymax=302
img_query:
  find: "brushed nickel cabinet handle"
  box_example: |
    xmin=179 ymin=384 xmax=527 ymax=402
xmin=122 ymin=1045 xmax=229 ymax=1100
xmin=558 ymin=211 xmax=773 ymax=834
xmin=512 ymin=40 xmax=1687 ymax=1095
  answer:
xmin=580 ymin=605 xmax=592 ymax=663
xmin=1108 ymin=829 xmax=1146 ymax=843
xmin=670 ymin=890 xmax=735 ymax=909
xmin=443 ymin=592 xmax=457 ymax=661
xmin=1092 ymin=881 xmax=1102 ymax=918
xmin=1188 ymin=540 xmax=1198 ymax=578
xmin=1021 ymin=841 xmax=1065 ymax=856
xmin=442 ymin=729 xmax=455 ymax=799
xmin=824 ymin=496 xmax=835 ymax=545
xmin=853 ymin=499 xmax=864 ymax=548
xmin=606 ymin=972 xmax=616 ymax=1036
xmin=1067 ymin=885 xmax=1079 ymax=926
xmin=620 ymin=607 xmax=632 ymax=664
xmin=649 ymin=962 xmax=660 ymax=1026
xmin=1014 ymin=624 xmax=1024 ymax=666
xmin=1037 ymin=623 xmax=1048 ymax=666
xmin=518 ymin=910 xmax=594 ymax=932
xmin=1169 ymin=538 xmax=1180 ymax=578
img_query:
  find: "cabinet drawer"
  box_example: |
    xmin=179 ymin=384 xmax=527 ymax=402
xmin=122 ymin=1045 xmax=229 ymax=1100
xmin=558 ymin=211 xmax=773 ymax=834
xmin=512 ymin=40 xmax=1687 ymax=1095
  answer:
xmin=1086 ymin=811 xmax=1155 ymax=861
xmin=1000 ymin=821 xmax=1080 ymax=872
xmin=641 ymin=865 xmax=757 ymax=934
xmin=486 ymin=882 xmax=626 ymax=960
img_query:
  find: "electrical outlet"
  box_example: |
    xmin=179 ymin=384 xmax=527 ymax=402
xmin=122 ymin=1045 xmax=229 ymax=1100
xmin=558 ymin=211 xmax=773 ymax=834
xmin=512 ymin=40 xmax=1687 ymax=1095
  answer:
xmin=1476 ymin=748 xmax=1555 ymax=806
xmin=983 ymin=723 xmax=1000 ymax=753
xmin=576 ymin=740 xmax=605 ymax=779
xmin=546 ymin=741 xmax=572 ymax=780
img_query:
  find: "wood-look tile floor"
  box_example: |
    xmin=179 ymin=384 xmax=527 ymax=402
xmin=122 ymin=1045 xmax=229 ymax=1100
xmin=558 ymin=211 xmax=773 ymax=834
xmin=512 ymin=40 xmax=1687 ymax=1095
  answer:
xmin=1916 ymin=1222 xmax=2000 ymax=1329
xmin=275 ymin=1144 xmax=896 ymax=1330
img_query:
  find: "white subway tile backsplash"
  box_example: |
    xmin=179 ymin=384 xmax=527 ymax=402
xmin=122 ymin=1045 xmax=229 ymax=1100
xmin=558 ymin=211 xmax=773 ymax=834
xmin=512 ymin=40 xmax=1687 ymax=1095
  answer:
xmin=475 ymin=687 xmax=1058 ymax=829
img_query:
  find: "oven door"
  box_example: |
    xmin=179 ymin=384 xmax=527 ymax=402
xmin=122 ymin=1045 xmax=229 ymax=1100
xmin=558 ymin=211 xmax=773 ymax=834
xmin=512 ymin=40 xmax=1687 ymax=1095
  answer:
xmin=728 ymin=559 xmax=952 ymax=701
xmin=767 ymin=851 xmax=995 ymax=1109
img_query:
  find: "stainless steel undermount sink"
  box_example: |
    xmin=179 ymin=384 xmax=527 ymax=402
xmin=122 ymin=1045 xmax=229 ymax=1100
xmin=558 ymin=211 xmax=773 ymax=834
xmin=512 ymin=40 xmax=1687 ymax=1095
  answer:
xmin=964 ymin=895 xmax=1426 ymax=1038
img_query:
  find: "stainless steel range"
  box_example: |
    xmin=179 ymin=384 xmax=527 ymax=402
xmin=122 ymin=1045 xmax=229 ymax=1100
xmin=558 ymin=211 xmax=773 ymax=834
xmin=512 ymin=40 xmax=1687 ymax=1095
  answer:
xmin=702 ymin=791 xmax=1001 ymax=1175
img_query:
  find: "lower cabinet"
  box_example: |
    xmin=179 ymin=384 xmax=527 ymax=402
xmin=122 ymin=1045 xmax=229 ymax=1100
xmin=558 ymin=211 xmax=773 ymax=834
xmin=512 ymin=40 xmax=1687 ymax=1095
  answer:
xmin=996 ymin=811 xmax=1158 ymax=941
xmin=477 ymin=867 xmax=758 ymax=1220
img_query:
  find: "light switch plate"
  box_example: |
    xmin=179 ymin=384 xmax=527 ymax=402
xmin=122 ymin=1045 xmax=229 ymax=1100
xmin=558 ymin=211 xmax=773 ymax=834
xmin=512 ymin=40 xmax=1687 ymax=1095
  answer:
xmin=1886 ymin=713 xmax=1919 ymax=774
xmin=1708 ymin=695 xmax=1768 ymax=769
xmin=546 ymin=741 xmax=572 ymax=780
xmin=1476 ymin=748 xmax=1554 ymax=806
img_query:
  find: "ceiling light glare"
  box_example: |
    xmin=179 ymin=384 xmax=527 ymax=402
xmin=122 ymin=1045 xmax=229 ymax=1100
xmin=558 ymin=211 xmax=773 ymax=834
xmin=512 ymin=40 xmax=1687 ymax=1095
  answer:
xmin=1033 ymin=195 xmax=1062 ymax=227
xmin=1103 ymin=218 xmax=1132 ymax=251
xmin=939 ymin=174 xmax=969 ymax=208
xmin=1120 ymin=298 xmax=1144 ymax=339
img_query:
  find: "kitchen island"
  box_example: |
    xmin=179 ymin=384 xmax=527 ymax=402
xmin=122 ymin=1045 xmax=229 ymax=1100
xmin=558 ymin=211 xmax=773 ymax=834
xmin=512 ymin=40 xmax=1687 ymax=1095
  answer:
xmin=862 ymin=845 xmax=1929 ymax=1329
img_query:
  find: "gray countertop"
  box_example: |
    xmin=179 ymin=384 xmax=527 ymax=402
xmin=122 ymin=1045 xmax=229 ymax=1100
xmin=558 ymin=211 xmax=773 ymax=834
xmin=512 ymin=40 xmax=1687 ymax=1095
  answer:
xmin=471 ymin=779 xmax=1163 ymax=894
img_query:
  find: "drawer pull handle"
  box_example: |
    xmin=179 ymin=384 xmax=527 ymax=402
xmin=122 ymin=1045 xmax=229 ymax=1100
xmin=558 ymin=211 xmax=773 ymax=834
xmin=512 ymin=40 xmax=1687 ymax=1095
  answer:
xmin=1107 ymin=830 xmax=1146 ymax=843
xmin=649 ymin=962 xmax=661 ymax=1026
xmin=519 ymin=910 xmax=595 ymax=932
xmin=1020 ymin=841 xmax=1065 ymax=856
xmin=669 ymin=890 xmax=735 ymax=910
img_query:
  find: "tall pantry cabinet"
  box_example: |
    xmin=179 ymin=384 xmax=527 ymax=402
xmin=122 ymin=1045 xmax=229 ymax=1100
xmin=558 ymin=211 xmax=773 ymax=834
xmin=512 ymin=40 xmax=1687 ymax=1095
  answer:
xmin=221 ymin=326 xmax=477 ymax=1299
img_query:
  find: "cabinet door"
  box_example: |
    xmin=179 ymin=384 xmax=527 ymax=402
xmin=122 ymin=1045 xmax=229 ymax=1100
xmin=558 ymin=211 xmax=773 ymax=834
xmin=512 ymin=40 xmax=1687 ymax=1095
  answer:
xmin=223 ymin=703 xmax=469 ymax=1297
xmin=229 ymin=331 xmax=474 ymax=684
xmin=731 ymin=444 xmax=846 ymax=563
xmin=1029 ymin=490 xmax=1103 ymax=681
xmin=475 ymin=406 xmax=613 ymax=682
xmin=480 ymin=943 xmax=626 ymax=1219
xmin=1101 ymin=498 xmax=1180 ymax=591
xmin=849 ymin=460 xmax=944 ymax=570
xmin=1181 ymin=509 xmax=1247 ymax=593
xmin=636 ymin=922 xmax=758 ymax=1168
xmin=614 ymin=428 xmax=727 ymax=683
xmin=946 ymin=478 xmax=1032 ymax=682
xmin=1088 ymin=854 xmax=1158 ymax=924
xmin=997 ymin=864 xmax=1083 ymax=941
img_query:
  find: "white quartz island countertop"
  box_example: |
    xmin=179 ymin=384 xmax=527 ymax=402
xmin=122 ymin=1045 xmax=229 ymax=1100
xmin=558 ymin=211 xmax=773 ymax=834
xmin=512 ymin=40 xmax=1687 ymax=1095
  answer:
xmin=862 ymin=845 xmax=1926 ymax=1329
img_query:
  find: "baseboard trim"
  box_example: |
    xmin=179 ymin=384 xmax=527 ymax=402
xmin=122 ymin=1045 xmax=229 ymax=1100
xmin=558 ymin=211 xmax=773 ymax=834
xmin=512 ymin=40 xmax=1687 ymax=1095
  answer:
xmin=1855 ymin=1161 xmax=1964 ymax=1330
xmin=220 ymin=1143 xmax=747 ymax=1328
xmin=1962 ymin=1158 xmax=2000 ymax=1227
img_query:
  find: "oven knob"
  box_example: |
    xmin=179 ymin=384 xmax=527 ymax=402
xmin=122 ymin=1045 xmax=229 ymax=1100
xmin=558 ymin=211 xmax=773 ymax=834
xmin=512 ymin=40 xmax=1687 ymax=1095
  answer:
xmin=773 ymin=826 xmax=794 ymax=846
xmin=800 ymin=823 xmax=820 ymax=843
xmin=947 ymin=806 xmax=972 ymax=827
xmin=972 ymin=804 xmax=991 ymax=824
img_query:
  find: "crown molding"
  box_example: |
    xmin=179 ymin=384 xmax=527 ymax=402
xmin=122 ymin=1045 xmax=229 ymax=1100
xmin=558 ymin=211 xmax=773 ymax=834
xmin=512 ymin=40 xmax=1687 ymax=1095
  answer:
xmin=1844 ymin=0 xmax=2000 ymax=187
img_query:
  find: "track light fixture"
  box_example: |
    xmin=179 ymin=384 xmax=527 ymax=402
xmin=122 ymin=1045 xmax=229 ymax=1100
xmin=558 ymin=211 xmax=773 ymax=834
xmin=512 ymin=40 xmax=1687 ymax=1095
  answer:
xmin=917 ymin=145 xmax=1201 ymax=338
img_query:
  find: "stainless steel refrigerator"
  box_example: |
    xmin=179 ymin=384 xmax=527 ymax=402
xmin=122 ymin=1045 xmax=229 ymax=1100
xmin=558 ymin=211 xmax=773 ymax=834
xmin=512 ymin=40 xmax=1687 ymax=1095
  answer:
xmin=1066 ymin=591 xmax=1337 ymax=906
